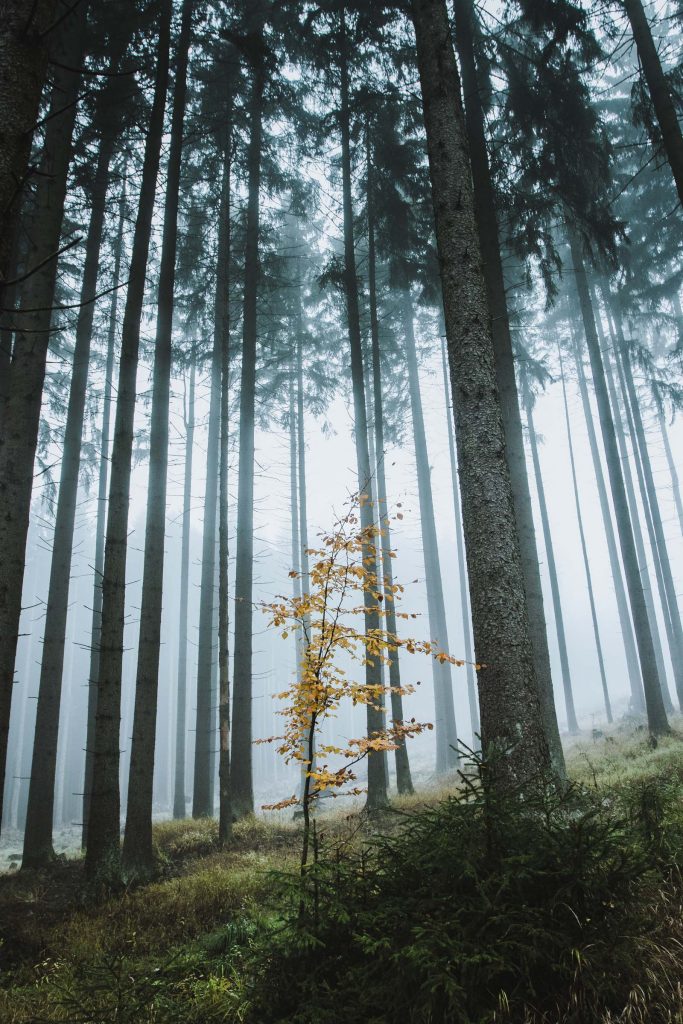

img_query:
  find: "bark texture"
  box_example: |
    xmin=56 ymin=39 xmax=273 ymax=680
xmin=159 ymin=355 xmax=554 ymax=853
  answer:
xmin=411 ymin=0 xmax=552 ymax=790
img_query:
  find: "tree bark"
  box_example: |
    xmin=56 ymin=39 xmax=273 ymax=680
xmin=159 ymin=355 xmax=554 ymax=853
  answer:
xmin=411 ymin=0 xmax=552 ymax=791
xmin=0 ymin=6 xmax=86 ymax=832
xmin=339 ymin=6 xmax=387 ymax=811
xmin=82 ymin=172 xmax=127 ymax=848
xmin=622 ymin=0 xmax=683 ymax=207
xmin=658 ymin=408 xmax=683 ymax=538
xmin=122 ymin=0 xmax=193 ymax=874
xmin=367 ymin=137 xmax=413 ymax=794
xmin=521 ymin=380 xmax=579 ymax=733
xmin=173 ymin=352 xmax=195 ymax=819
xmin=402 ymin=291 xmax=459 ymax=772
xmin=558 ymin=347 xmax=612 ymax=723
xmin=453 ymin=0 xmax=565 ymax=774
xmin=0 ymin=0 xmax=55 ymax=304
xmin=567 ymin=228 xmax=668 ymax=736
xmin=85 ymin=0 xmax=173 ymax=877
xmin=231 ymin=7 xmax=268 ymax=819
xmin=440 ymin=334 xmax=480 ymax=745
xmin=22 ymin=128 xmax=115 ymax=870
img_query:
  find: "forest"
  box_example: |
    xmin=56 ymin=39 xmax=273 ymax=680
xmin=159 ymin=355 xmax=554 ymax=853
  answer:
xmin=1 ymin=0 xmax=683 ymax=1020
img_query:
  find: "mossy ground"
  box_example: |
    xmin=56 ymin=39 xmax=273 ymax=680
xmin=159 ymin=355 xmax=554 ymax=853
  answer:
xmin=1 ymin=725 xmax=682 ymax=1022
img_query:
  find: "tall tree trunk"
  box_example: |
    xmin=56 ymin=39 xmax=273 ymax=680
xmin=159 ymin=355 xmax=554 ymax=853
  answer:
xmin=658 ymin=409 xmax=683 ymax=538
xmin=521 ymin=381 xmax=579 ymax=733
xmin=367 ymin=138 xmax=413 ymax=794
xmin=567 ymin=229 xmax=668 ymax=736
xmin=440 ymin=334 xmax=480 ymax=745
xmin=558 ymin=347 xmax=612 ymax=723
xmin=85 ymin=1 xmax=173 ymax=877
xmin=82 ymin=174 xmax=127 ymax=847
xmin=594 ymin=295 xmax=674 ymax=712
xmin=0 ymin=0 xmax=55 ymax=304
xmin=622 ymin=0 xmax=683 ymax=207
xmin=173 ymin=352 xmax=196 ymax=819
xmin=22 ymin=129 xmax=116 ymax=870
xmin=0 ymin=7 xmax=86 ymax=831
xmin=193 ymin=125 xmax=232 ymax=818
xmin=218 ymin=132 xmax=232 ymax=846
xmin=339 ymin=7 xmax=387 ymax=811
xmin=608 ymin=296 xmax=683 ymax=710
xmin=568 ymin=312 xmax=646 ymax=712
xmin=402 ymin=292 xmax=459 ymax=772
xmin=231 ymin=6 xmax=268 ymax=820
xmin=453 ymin=0 xmax=565 ymax=775
xmin=122 ymin=0 xmax=193 ymax=874
xmin=411 ymin=0 xmax=552 ymax=790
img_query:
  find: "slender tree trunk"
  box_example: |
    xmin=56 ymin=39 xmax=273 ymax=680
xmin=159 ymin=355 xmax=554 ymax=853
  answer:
xmin=367 ymin=140 xmax=413 ymax=794
xmin=0 ymin=0 xmax=55 ymax=304
xmin=173 ymin=353 xmax=195 ymax=819
xmin=0 ymin=7 xmax=86 ymax=831
xmin=558 ymin=348 xmax=612 ymax=723
xmin=85 ymin=1 xmax=173 ymax=877
xmin=453 ymin=0 xmax=565 ymax=775
xmin=567 ymin=229 xmax=668 ymax=736
xmin=231 ymin=7 xmax=268 ymax=819
xmin=122 ymin=0 xmax=193 ymax=874
xmin=411 ymin=0 xmax=552 ymax=790
xmin=608 ymin=296 xmax=683 ymax=710
xmin=402 ymin=292 xmax=459 ymax=772
xmin=82 ymin=174 xmax=127 ymax=848
xmin=218 ymin=133 xmax=232 ymax=846
xmin=658 ymin=409 xmax=683 ymax=537
xmin=568 ymin=312 xmax=646 ymax=712
xmin=22 ymin=130 xmax=115 ymax=869
xmin=440 ymin=334 xmax=480 ymax=745
xmin=622 ymin=0 xmax=683 ymax=207
xmin=193 ymin=125 xmax=232 ymax=818
xmin=521 ymin=382 xmax=579 ymax=733
xmin=339 ymin=7 xmax=387 ymax=811
xmin=594 ymin=295 xmax=674 ymax=712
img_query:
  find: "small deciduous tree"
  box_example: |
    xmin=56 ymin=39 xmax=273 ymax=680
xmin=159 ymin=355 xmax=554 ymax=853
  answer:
xmin=260 ymin=495 xmax=469 ymax=872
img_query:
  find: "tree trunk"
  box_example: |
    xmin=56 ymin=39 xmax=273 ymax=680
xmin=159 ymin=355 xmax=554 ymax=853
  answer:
xmin=339 ymin=7 xmax=387 ymax=811
xmin=231 ymin=6 xmax=268 ymax=819
xmin=411 ymin=0 xmax=552 ymax=791
xmin=0 ymin=6 xmax=86 ymax=832
xmin=193 ymin=126 xmax=232 ymax=819
xmin=85 ymin=0 xmax=173 ymax=877
xmin=440 ymin=334 xmax=480 ymax=745
xmin=82 ymin=174 xmax=127 ymax=848
xmin=558 ymin=347 xmax=612 ymax=723
xmin=218 ymin=132 xmax=232 ymax=846
xmin=567 ymin=229 xmax=668 ymax=736
xmin=568 ymin=310 xmax=646 ymax=713
xmin=367 ymin=138 xmax=413 ymax=794
xmin=22 ymin=128 xmax=115 ymax=870
xmin=594 ymin=294 xmax=674 ymax=713
xmin=521 ymin=381 xmax=579 ymax=733
xmin=658 ymin=409 xmax=683 ymax=538
xmin=122 ymin=0 xmax=193 ymax=874
xmin=173 ymin=353 xmax=196 ymax=819
xmin=623 ymin=0 xmax=683 ymax=207
xmin=0 ymin=0 xmax=54 ymax=304
xmin=453 ymin=0 xmax=565 ymax=775
xmin=402 ymin=292 xmax=459 ymax=772
xmin=608 ymin=296 xmax=683 ymax=710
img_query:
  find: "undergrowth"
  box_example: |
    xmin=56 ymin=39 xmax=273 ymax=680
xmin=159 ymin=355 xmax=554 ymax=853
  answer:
xmin=0 ymin=730 xmax=681 ymax=1023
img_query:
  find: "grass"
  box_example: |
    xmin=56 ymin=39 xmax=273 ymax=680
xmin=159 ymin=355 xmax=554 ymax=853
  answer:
xmin=0 ymin=726 xmax=682 ymax=1022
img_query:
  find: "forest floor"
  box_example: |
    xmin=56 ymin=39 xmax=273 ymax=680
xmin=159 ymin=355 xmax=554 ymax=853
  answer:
xmin=1 ymin=721 xmax=682 ymax=1022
